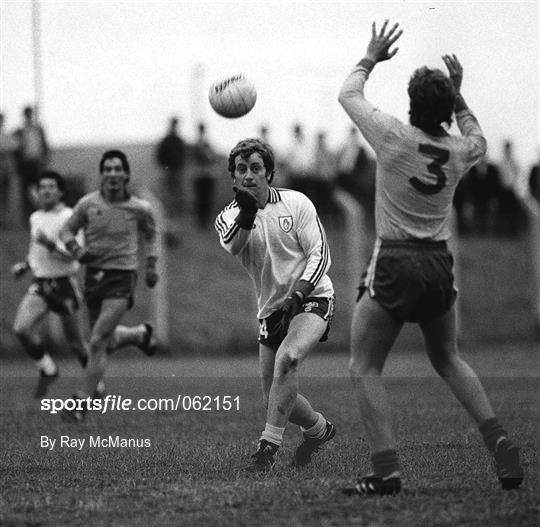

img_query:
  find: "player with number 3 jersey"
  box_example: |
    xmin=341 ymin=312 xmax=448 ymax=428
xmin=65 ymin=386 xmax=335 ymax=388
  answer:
xmin=338 ymin=20 xmax=523 ymax=496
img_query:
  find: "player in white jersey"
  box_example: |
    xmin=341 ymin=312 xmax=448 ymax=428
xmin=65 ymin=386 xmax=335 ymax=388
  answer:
xmin=338 ymin=21 xmax=523 ymax=495
xmin=215 ymin=138 xmax=336 ymax=471
xmin=59 ymin=150 xmax=159 ymax=422
xmin=11 ymin=171 xmax=89 ymax=398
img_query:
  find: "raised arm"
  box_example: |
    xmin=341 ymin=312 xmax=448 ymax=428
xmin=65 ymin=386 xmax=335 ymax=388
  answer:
xmin=442 ymin=54 xmax=468 ymax=112
xmin=442 ymin=53 xmax=487 ymax=163
xmin=338 ymin=21 xmax=403 ymax=149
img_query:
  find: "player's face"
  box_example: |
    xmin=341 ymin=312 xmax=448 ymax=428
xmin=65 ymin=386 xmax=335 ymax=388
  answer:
xmin=233 ymin=153 xmax=269 ymax=205
xmin=37 ymin=178 xmax=61 ymax=210
xmin=101 ymin=157 xmax=128 ymax=200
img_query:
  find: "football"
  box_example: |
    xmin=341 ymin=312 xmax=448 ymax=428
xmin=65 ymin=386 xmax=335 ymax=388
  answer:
xmin=208 ymin=74 xmax=257 ymax=118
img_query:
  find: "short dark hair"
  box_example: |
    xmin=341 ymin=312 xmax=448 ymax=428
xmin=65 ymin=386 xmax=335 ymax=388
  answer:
xmin=99 ymin=149 xmax=130 ymax=174
xmin=408 ymin=67 xmax=456 ymax=133
xmin=228 ymin=138 xmax=275 ymax=184
xmin=38 ymin=170 xmax=65 ymax=193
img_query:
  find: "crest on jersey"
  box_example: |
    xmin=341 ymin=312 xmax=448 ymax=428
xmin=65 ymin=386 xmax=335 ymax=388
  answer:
xmin=279 ymin=216 xmax=293 ymax=233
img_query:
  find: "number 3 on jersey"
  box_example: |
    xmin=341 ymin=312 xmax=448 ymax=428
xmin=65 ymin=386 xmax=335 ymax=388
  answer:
xmin=410 ymin=144 xmax=449 ymax=195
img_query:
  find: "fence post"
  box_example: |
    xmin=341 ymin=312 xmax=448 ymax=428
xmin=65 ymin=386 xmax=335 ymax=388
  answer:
xmin=333 ymin=189 xmax=368 ymax=307
xmin=140 ymin=188 xmax=170 ymax=348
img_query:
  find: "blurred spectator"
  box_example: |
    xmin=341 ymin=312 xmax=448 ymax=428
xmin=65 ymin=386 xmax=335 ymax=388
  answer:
xmin=285 ymin=123 xmax=314 ymax=194
xmin=258 ymin=124 xmax=270 ymax=145
xmin=192 ymin=121 xmax=217 ymax=228
xmin=258 ymin=124 xmax=287 ymax=186
xmin=522 ymin=153 xmax=540 ymax=336
xmin=496 ymin=140 xmax=526 ymax=236
xmin=335 ymin=126 xmax=376 ymax=222
xmin=311 ymin=130 xmax=337 ymax=216
xmin=13 ymin=105 xmax=49 ymax=223
xmin=464 ymin=157 xmax=501 ymax=235
xmin=155 ymin=116 xmax=186 ymax=217
xmin=528 ymin=154 xmax=540 ymax=204
xmin=0 ymin=112 xmax=18 ymax=227
xmin=453 ymin=172 xmax=470 ymax=235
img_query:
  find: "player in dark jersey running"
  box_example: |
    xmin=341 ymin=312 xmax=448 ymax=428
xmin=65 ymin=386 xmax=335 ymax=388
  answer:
xmin=59 ymin=150 xmax=159 ymax=421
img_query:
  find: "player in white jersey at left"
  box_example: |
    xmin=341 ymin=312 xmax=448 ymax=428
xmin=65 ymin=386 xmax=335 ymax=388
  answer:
xmin=215 ymin=138 xmax=336 ymax=471
xmin=11 ymin=171 xmax=89 ymax=398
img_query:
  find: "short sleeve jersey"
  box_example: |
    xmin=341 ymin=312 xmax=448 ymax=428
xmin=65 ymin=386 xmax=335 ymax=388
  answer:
xmin=28 ymin=204 xmax=80 ymax=278
xmin=62 ymin=191 xmax=157 ymax=270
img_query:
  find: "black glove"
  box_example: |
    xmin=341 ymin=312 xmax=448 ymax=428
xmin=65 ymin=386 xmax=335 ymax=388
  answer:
xmin=234 ymin=187 xmax=258 ymax=214
xmin=276 ymin=279 xmax=315 ymax=334
xmin=233 ymin=187 xmax=258 ymax=230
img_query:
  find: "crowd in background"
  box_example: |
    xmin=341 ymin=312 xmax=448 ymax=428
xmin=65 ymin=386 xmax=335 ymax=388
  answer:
xmin=155 ymin=118 xmax=539 ymax=238
xmin=0 ymin=106 xmax=49 ymax=227
xmin=1 ymin=106 xmax=539 ymax=239
xmin=454 ymin=140 xmax=540 ymax=237
xmin=1 ymin=106 xmax=539 ymax=339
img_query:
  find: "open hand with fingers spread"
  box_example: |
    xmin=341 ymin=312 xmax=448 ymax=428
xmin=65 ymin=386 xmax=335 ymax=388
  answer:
xmin=366 ymin=20 xmax=403 ymax=63
xmin=442 ymin=54 xmax=463 ymax=92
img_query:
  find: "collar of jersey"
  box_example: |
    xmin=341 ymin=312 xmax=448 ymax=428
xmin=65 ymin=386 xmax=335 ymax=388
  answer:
xmin=42 ymin=202 xmax=64 ymax=214
xmin=267 ymin=187 xmax=281 ymax=204
xmin=257 ymin=187 xmax=281 ymax=216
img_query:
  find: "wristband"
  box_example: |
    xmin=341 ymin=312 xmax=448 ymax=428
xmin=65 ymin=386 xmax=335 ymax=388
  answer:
xmin=357 ymin=57 xmax=376 ymax=73
xmin=293 ymin=279 xmax=314 ymax=300
xmin=454 ymin=93 xmax=468 ymax=113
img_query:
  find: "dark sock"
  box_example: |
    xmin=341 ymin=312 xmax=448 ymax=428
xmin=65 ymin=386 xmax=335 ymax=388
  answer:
xmin=26 ymin=343 xmax=45 ymax=360
xmin=479 ymin=417 xmax=507 ymax=453
xmin=371 ymin=449 xmax=401 ymax=478
xmin=79 ymin=354 xmax=88 ymax=369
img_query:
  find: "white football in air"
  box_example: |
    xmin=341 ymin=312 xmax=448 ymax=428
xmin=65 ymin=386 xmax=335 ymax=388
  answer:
xmin=208 ymin=74 xmax=257 ymax=118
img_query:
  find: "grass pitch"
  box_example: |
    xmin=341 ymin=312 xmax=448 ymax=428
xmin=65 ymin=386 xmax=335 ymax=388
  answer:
xmin=0 ymin=347 xmax=538 ymax=526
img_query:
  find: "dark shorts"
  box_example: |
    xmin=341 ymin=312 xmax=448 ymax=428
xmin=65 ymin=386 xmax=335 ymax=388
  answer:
xmin=258 ymin=295 xmax=335 ymax=348
xmin=84 ymin=268 xmax=137 ymax=315
xmin=358 ymin=239 xmax=457 ymax=323
xmin=29 ymin=276 xmax=81 ymax=316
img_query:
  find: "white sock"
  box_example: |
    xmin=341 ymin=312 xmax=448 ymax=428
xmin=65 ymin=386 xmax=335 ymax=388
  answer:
xmin=301 ymin=412 xmax=326 ymax=439
xmin=113 ymin=324 xmax=145 ymax=348
xmin=36 ymin=354 xmax=57 ymax=375
xmin=261 ymin=423 xmax=285 ymax=447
